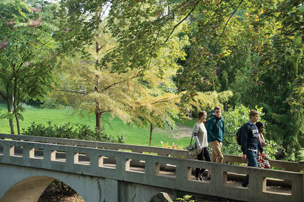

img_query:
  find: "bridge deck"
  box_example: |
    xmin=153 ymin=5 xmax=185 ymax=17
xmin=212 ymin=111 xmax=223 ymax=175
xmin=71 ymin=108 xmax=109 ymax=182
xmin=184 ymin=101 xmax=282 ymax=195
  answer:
xmin=0 ymin=134 xmax=303 ymax=202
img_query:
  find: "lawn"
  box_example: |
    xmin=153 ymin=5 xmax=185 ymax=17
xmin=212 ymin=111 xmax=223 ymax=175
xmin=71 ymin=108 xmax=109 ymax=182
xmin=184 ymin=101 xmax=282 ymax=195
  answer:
xmin=0 ymin=104 xmax=194 ymax=147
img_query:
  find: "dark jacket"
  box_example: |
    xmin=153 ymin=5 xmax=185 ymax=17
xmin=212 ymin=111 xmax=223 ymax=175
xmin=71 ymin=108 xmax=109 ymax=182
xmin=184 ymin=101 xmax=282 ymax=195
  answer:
xmin=240 ymin=121 xmax=263 ymax=155
xmin=206 ymin=116 xmax=224 ymax=143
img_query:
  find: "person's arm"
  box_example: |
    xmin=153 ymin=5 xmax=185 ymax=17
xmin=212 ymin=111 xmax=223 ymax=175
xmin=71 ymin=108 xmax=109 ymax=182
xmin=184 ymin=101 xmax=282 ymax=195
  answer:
xmin=206 ymin=119 xmax=214 ymax=140
xmin=223 ymin=120 xmax=225 ymax=134
xmin=260 ymin=133 xmax=267 ymax=147
xmin=193 ymin=124 xmax=202 ymax=150
xmin=240 ymin=124 xmax=248 ymax=155
xmin=222 ymin=120 xmax=225 ymax=139
xmin=258 ymin=138 xmax=264 ymax=154
xmin=242 ymin=154 xmax=247 ymax=161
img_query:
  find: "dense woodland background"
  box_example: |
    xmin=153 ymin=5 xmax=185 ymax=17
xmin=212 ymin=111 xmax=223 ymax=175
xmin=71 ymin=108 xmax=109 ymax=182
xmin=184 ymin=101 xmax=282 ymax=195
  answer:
xmin=0 ymin=0 xmax=303 ymax=161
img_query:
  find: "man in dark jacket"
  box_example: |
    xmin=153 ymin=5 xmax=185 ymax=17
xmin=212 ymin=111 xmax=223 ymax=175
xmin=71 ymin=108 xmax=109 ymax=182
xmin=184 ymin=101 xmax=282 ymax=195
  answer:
xmin=206 ymin=106 xmax=224 ymax=163
xmin=241 ymin=109 xmax=266 ymax=187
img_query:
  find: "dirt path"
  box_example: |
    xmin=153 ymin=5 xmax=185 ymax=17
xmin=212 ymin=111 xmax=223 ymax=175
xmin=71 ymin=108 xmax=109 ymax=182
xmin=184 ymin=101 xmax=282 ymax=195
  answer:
xmin=153 ymin=124 xmax=193 ymax=139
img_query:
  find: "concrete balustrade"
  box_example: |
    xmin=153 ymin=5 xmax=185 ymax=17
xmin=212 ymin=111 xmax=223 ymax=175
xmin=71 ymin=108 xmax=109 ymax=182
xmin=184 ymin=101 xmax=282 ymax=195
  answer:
xmin=0 ymin=137 xmax=303 ymax=202
xmin=0 ymin=133 xmax=301 ymax=172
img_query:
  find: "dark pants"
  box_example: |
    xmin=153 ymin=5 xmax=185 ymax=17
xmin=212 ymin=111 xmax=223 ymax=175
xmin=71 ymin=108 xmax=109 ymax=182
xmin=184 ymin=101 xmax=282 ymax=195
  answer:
xmin=196 ymin=147 xmax=211 ymax=178
xmin=242 ymin=149 xmax=258 ymax=187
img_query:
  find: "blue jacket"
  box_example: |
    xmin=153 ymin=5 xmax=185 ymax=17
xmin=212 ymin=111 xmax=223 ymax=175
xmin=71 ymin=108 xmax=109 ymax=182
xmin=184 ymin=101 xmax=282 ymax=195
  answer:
xmin=240 ymin=121 xmax=263 ymax=155
xmin=206 ymin=116 xmax=224 ymax=142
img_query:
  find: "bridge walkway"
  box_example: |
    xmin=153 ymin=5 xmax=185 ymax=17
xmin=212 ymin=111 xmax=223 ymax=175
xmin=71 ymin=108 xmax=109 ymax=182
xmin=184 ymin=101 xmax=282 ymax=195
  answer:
xmin=0 ymin=134 xmax=303 ymax=202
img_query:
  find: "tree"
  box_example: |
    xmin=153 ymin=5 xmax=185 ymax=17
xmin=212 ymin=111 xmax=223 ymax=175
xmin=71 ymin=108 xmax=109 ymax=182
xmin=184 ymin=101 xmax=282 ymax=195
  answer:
xmin=206 ymin=0 xmax=304 ymax=159
xmin=48 ymin=20 xmax=188 ymax=134
xmin=0 ymin=0 xmax=56 ymax=134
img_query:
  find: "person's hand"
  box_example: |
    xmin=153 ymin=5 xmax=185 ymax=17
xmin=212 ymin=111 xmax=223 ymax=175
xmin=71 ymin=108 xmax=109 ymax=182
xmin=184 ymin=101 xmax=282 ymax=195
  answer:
xmin=242 ymin=154 xmax=247 ymax=161
xmin=261 ymin=152 xmax=268 ymax=160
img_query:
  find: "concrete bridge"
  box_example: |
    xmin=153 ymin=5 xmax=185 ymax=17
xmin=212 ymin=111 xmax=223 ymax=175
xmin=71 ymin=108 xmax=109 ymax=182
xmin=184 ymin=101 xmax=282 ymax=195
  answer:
xmin=0 ymin=133 xmax=304 ymax=202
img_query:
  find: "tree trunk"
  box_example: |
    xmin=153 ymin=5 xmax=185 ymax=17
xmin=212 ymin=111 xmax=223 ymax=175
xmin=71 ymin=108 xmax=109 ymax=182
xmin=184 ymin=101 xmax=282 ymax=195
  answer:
xmin=95 ymin=109 xmax=102 ymax=133
xmin=6 ymin=101 xmax=15 ymax=134
xmin=12 ymin=94 xmax=21 ymax=135
xmin=9 ymin=118 xmax=14 ymax=134
xmin=15 ymin=114 xmax=20 ymax=135
xmin=95 ymin=40 xmax=102 ymax=133
xmin=149 ymin=123 xmax=153 ymax=147
xmin=94 ymin=72 xmax=102 ymax=133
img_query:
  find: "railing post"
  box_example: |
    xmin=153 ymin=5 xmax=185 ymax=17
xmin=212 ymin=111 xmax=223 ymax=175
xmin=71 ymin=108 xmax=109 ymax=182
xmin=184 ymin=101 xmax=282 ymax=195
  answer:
xmin=299 ymin=161 xmax=304 ymax=202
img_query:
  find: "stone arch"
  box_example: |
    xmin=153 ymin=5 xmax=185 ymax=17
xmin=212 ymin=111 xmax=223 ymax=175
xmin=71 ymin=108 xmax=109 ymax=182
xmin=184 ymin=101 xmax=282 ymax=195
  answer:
xmin=1 ymin=176 xmax=54 ymax=202
xmin=1 ymin=174 xmax=91 ymax=202
xmin=0 ymin=164 xmax=108 ymax=202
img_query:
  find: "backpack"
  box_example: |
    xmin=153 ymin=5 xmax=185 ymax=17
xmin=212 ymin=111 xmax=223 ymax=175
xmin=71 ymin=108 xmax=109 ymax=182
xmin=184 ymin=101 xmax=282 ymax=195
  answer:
xmin=236 ymin=123 xmax=251 ymax=145
xmin=236 ymin=127 xmax=242 ymax=145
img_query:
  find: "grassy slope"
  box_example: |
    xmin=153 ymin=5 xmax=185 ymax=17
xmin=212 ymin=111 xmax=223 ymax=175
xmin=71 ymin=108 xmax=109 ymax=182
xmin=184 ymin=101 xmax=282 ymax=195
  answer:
xmin=0 ymin=105 xmax=193 ymax=147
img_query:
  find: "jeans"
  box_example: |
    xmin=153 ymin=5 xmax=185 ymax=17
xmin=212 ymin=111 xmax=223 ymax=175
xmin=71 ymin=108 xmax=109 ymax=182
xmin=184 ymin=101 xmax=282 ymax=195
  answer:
xmin=242 ymin=149 xmax=258 ymax=187
xmin=196 ymin=147 xmax=211 ymax=178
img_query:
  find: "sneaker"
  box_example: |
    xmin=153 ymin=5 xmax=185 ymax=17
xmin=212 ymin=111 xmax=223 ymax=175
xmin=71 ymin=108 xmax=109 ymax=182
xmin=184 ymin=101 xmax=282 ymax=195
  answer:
xmin=196 ymin=173 xmax=204 ymax=181
xmin=199 ymin=173 xmax=204 ymax=180
xmin=241 ymin=183 xmax=248 ymax=187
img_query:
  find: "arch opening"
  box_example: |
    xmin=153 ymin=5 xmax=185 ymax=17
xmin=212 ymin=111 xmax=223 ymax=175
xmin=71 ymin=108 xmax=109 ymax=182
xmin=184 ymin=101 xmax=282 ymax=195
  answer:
xmin=38 ymin=179 xmax=85 ymax=202
xmin=2 ymin=176 xmax=85 ymax=202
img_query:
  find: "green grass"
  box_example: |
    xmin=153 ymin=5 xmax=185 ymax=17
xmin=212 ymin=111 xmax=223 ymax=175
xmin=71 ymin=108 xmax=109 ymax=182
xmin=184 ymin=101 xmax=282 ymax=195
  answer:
xmin=0 ymin=104 xmax=192 ymax=147
xmin=174 ymin=117 xmax=196 ymax=128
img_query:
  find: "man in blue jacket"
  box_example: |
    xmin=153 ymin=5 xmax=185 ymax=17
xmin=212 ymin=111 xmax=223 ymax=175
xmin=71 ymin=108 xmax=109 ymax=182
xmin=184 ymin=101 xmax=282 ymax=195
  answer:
xmin=206 ymin=106 xmax=224 ymax=163
xmin=240 ymin=109 xmax=266 ymax=187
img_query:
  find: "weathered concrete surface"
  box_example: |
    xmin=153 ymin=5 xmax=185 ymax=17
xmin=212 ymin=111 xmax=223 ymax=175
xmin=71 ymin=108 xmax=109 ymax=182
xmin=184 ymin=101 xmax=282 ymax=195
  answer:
xmin=0 ymin=164 xmax=102 ymax=202
xmin=0 ymin=136 xmax=304 ymax=202
xmin=0 ymin=164 xmax=176 ymax=202
xmin=1 ymin=175 xmax=53 ymax=202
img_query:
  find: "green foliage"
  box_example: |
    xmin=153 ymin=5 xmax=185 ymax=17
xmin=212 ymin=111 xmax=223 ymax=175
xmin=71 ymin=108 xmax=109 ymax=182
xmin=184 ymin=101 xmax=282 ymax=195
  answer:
xmin=54 ymin=0 xmax=105 ymax=54
xmin=0 ymin=0 xmax=57 ymax=134
xmin=0 ymin=104 xmax=191 ymax=147
xmin=161 ymin=141 xmax=183 ymax=150
xmin=223 ymin=105 xmax=277 ymax=159
xmin=175 ymin=195 xmax=195 ymax=202
xmin=50 ymin=13 xmax=190 ymax=135
xmin=22 ymin=122 xmax=125 ymax=143
xmin=1 ymin=0 xmax=302 ymax=159
xmin=185 ymin=90 xmax=233 ymax=116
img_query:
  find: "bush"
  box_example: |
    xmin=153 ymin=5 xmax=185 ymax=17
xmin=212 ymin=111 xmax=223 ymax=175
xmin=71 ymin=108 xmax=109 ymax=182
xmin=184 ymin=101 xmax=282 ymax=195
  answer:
xmin=22 ymin=122 xmax=125 ymax=143
xmin=222 ymin=105 xmax=277 ymax=159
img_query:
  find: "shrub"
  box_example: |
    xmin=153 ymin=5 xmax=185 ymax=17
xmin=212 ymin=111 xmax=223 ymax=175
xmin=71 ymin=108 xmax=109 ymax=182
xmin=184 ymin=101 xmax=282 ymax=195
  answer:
xmin=222 ymin=105 xmax=277 ymax=159
xmin=22 ymin=122 xmax=125 ymax=143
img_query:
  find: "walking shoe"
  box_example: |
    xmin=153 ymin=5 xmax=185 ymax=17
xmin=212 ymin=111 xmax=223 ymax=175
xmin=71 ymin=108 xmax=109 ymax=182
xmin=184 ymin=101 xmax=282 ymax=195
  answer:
xmin=196 ymin=173 xmax=204 ymax=181
xmin=195 ymin=176 xmax=204 ymax=181
xmin=242 ymin=183 xmax=248 ymax=187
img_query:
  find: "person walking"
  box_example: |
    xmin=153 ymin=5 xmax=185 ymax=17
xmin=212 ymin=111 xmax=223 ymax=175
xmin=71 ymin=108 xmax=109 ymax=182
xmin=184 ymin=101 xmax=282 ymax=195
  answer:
xmin=193 ymin=111 xmax=211 ymax=181
xmin=206 ymin=106 xmax=224 ymax=163
xmin=241 ymin=110 xmax=266 ymax=187
xmin=256 ymin=121 xmax=270 ymax=169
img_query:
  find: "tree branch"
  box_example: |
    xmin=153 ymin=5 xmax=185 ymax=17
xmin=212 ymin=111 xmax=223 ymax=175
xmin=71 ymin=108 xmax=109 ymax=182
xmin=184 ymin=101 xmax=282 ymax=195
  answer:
xmin=102 ymin=73 xmax=138 ymax=92
xmin=163 ymin=1 xmax=200 ymax=44
xmin=213 ymin=0 xmax=244 ymax=54
xmin=153 ymin=1 xmax=189 ymax=24
xmin=54 ymin=89 xmax=84 ymax=94
xmin=151 ymin=97 xmax=177 ymax=105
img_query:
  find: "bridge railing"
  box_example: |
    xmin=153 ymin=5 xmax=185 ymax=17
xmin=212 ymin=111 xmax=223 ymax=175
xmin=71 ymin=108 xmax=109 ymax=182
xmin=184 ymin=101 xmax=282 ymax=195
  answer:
xmin=0 ymin=138 xmax=303 ymax=202
xmin=0 ymin=133 xmax=300 ymax=172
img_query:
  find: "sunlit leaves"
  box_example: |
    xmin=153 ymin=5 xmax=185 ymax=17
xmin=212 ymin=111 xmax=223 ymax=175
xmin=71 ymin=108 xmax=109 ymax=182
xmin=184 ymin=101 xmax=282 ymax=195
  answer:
xmin=0 ymin=0 xmax=57 ymax=134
